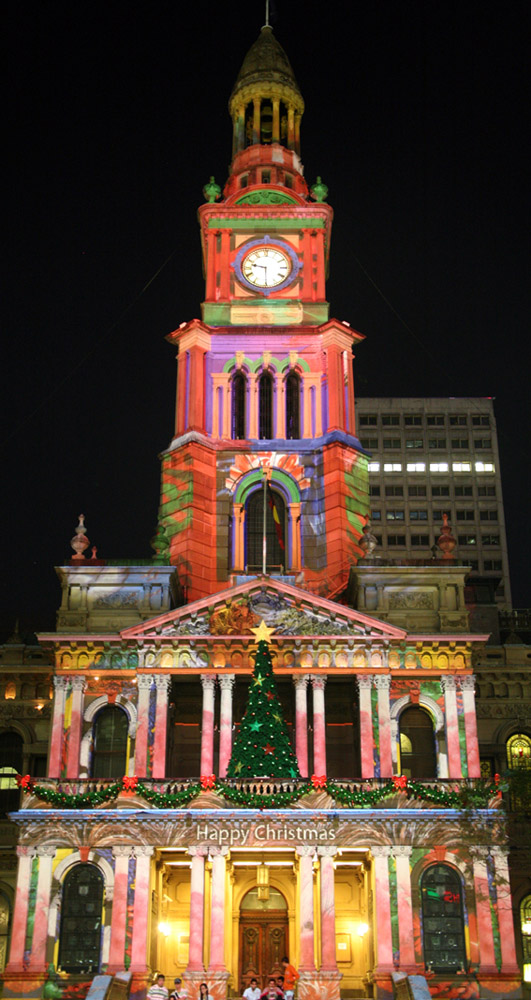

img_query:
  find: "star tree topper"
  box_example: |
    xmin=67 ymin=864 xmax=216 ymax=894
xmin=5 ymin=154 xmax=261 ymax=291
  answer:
xmin=250 ymin=619 xmax=276 ymax=643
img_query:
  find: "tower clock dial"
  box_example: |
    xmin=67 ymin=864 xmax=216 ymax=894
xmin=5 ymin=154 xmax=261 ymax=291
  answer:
xmin=232 ymin=236 xmax=302 ymax=296
xmin=241 ymin=246 xmax=291 ymax=288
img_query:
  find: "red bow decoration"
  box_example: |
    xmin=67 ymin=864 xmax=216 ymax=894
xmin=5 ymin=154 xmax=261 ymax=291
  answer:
xmin=16 ymin=774 xmax=33 ymax=791
xmin=200 ymin=774 xmax=216 ymax=790
xmin=311 ymin=774 xmax=327 ymax=789
xmin=122 ymin=776 xmax=138 ymax=792
xmin=392 ymin=775 xmax=408 ymax=791
xmin=494 ymin=772 xmax=500 ymax=785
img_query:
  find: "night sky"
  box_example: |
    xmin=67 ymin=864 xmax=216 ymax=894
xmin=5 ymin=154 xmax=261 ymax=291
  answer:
xmin=3 ymin=1 xmax=529 ymax=635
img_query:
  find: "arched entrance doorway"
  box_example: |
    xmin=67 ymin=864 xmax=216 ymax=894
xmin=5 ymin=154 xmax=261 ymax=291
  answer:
xmin=239 ymin=886 xmax=288 ymax=991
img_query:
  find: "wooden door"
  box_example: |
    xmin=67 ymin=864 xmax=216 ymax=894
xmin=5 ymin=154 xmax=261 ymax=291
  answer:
xmin=239 ymin=911 xmax=288 ymax=990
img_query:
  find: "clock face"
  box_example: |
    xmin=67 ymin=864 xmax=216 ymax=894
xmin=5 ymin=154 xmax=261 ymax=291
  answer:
xmin=241 ymin=246 xmax=292 ymax=288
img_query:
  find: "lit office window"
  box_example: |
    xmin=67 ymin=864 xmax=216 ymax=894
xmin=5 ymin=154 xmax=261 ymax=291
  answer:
xmin=407 ymin=462 xmax=426 ymax=472
xmin=452 ymin=462 xmax=471 ymax=472
xmin=368 ymin=462 xmax=380 ymax=472
xmin=475 ymin=462 xmax=495 ymax=473
xmin=383 ymin=463 xmax=402 ymax=472
xmin=430 ymin=463 xmax=449 ymax=473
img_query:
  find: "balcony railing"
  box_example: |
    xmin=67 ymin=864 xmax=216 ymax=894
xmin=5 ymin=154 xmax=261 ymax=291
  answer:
xmin=17 ymin=776 xmax=502 ymax=811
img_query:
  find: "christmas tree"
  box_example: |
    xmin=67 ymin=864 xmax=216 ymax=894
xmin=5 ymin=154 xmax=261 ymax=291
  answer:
xmin=227 ymin=621 xmax=301 ymax=780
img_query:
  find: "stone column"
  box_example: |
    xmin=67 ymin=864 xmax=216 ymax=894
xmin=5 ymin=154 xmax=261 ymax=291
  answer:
xmin=28 ymin=846 xmax=56 ymax=969
xmin=218 ymin=675 xmax=235 ymax=779
xmin=129 ymin=846 xmax=154 ymax=972
xmin=135 ymin=674 xmax=153 ymax=777
xmin=152 ymin=674 xmax=171 ymax=778
xmin=294 ymin=675 xmax=309 ymax=777
xmin=441 ymin=675 xmax=462 ymax=778
xmin=209 ymin=847 xmax=229 ymax=971
xmin=357 ymin=676 xmax=374 ymax=778
xmin=318 ymin=847 xmax=338 ymax=970
xmin=108 ymin=846 xmax=133 ymax=972
xmin=275 ymin=372 xmax=285 ymax=439
xmin=187 ymin=847 xmax=207 ymax=972
xmin=372 ymin=847 xmax=393 ymax=972
xmin=297 ymin=847 xmax=315 ymax=971
xmin=459 ymin=676 xmax=481 ymax=778
xmin=392 ymin=847 xmax=415 ymax=970
xmin=472 ymin=850 xmax=497 ymax=973
xmin=5 ymin=847 xmax=36 ymax=969
xmin=374 ymin=675 xmax=393 ymax=777
xmin=491 ymin=847 xmax=520 ymax=974
xmin=200 ymin=675 xmax=216 ymax=775
xmin=48 ymin=676 xmax=67 ymax=778
xmin=312 ymin=676 xmax=327 ymax=776
xmin=66 ymin=675 xmax=86 ymax=779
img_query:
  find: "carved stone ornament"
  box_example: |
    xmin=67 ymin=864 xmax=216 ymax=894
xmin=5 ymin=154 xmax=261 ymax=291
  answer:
xmin=94 ymin=590 xmax=139 ymax=609
xmin=389 ymin=591 xmax=434 ymax=610
xmin=163 ymin=590 xmax=357 ymax=637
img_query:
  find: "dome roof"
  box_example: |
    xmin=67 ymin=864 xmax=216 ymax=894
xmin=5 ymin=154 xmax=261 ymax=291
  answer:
xmin=230 ymin=26 xmax=303 ymax=104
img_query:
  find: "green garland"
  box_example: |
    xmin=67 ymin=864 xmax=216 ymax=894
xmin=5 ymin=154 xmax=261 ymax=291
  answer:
xmin=24 ymin=776 xmax=501 ymax=811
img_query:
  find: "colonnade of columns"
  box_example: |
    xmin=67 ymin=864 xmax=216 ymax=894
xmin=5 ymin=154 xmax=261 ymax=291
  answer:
xmin=184 ymin=844 xmax=341 ymax=981
xmin=48 ymin=670 xmax=481 ymax=782
xmin=5 ymin=840 xmax=520 ymax=990
xmin=5 ymin=844 xmax=155 ymax=975
xmin=372 ymin=845 xmax=519 ymax=977
xmin=210 ymin=367 xmax=323 ymax=442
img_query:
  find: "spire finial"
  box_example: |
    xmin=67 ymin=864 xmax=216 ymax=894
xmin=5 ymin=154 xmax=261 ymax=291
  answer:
xmin=264 ymin=0 xmax=270 ymax=28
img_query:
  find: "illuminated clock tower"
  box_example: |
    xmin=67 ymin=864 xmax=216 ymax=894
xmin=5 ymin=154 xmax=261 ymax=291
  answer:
xmin=155 ymin=25 xmax=369 ymax=601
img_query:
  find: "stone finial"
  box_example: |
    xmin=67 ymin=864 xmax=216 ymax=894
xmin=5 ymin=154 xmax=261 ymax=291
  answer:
xmin=310 ymin=176 xmax=328 ymax=202
xmin=203 ymin=176 xmax=221 ymax=203
xmin=360 ymin=520 xmax=378 ymax=558
xmin=70 ymin=514 xmax=89 ymax=561
xmin=437 ymin=513 xmax=457 ymax=561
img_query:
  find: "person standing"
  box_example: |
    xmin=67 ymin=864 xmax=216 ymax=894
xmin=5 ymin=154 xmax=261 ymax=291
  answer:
xmin=170 ymin=978 xmax=185 ymax=1000
xmin=243 ymin=978 xmax=262 ymax=1000
xmin=281 ymin=958 xmax=299 ymax=1000
xmin=198 ymin=983 xmax=212 ymax=1000
xmin=148 ymin=976 xmax=169 ymax=1000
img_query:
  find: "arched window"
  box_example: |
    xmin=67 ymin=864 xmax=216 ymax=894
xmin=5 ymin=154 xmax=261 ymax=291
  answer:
xmin=258 ymin=372 xmax=273 ymax=439
xmin=58 ymin=865 xmax=103 ymax=974
xmin=421 ymin=864 xmax=466 ymax=972
xmin=0 ymin=731 xmax=23 ymax=815
xmin=285 ymin=371 xmax=300 ymax=439
xmin=0 ymin=890 xmax=11 ymax=972
xmin=507 ymin=733 xmax=531 ymax=770
xmin=520 ymin=894 xmax=531 ymax=984
xmin=232 ymin=371 xmax=247 ymax=440
xmin=245 ymin=487 xmax=286 ymax=573
xmin=399 ymin=706 xmax=436 ymax=779
xmin=91 ymin=706 xmax=128 ymax=779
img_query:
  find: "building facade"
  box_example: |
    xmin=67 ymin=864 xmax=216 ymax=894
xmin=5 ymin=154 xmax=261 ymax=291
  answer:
xmin=0 ymin=24 xmax=526 ymax=1000
xmin=355 ymin=397 xmax=511 ymax=608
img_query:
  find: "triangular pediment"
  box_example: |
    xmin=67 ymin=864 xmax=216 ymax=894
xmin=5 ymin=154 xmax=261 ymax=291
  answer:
xmin=121 ymin=578 xmax=406 ymax=640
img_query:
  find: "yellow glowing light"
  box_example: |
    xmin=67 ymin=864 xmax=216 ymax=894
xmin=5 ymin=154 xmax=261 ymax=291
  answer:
xmin=524 ymin=964 xmax=531 ymax=983
xmin=158 ymin=921 xmax=171 ymax=936
xmin=522 ymin=921 xmax=531 ymax=935
xmin=357 ymin=922 xmax=369 ymax=937
xmin=36 ymin=703 xmax=44 ymax=711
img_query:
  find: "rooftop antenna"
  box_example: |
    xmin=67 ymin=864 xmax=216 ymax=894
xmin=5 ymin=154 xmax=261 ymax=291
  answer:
xmin=264 ymin=0 xmax=270 ymax=27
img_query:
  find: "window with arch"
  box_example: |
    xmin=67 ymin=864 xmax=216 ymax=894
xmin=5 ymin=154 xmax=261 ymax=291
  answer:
xmin=0 ymin=890 xmax=11 ymax=972
xmin=507 ymin=733 xmax=531 ymax=770
xmin=258 ymin=371 xmax=273 ymax=439
xmin=421 ymin=864 xmax=466 ymax=972
xmin=285 ymin=370 xmax=300 ymax=439
xmin=399 ymin=706 xmax=436 ymax=779
xmin=0 ymin=731 xmax=23 ymax=815
xmin=91 ymin=706 xmax=128 ymax=779
xmin=232 ymin=371 xmax=247 ymax=440
xmin=58 ymin=865 xmax=104 ymax=974
xmin=245 ymin=487 xmax=286 ymax=573
xmin=520 ymin=894 xmax=531 ymax=984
